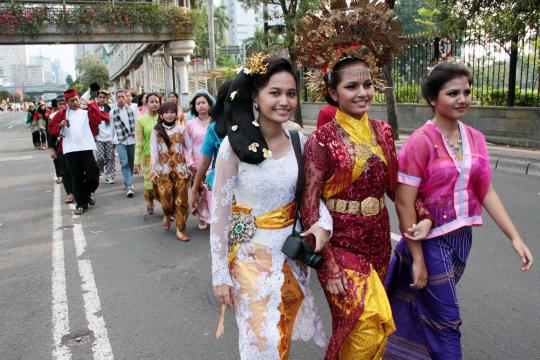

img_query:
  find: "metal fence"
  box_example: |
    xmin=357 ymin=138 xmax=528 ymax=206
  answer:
xmin=393 ymin=31 xmax=540 ymax=107
xmin=301 ymin=31 xmax=539 ymax=107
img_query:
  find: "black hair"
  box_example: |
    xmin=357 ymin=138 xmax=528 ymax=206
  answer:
xmin=168 ymin=92 xmax=179 ymax=101
xmin=190 ymin=93 xmax=213 ymax=118
xmin=225 ymin=56 xmax=297 ymax=164
xmin=137 ymin=93 xmax=146 ymax=107
xmin=146 ymin=92 xmax=161 ymax=105
xmin=155 ymin=102 xmax=178 ymax=148
xmin=213 ymin=80 xmax=233 ymax=138
xmin=422 ymin=62 xmax=473 ymax=109
xmin=324 ymin=57 xmax=370 ymax=106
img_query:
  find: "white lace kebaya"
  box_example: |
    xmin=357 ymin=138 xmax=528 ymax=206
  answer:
xmin=210 ymin=132 xmax=331 ymax=359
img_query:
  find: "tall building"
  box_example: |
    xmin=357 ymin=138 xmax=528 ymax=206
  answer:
xmin=221 ymin=0 xmax=262 ymax=46
xmin=0 ymin=45 xmax=28 ymax=86
xmin=29 ymin=55 xmax=55 ymax=84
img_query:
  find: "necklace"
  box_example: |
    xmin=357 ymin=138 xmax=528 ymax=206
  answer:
xmin=433 ymin=119 xmax=463 ymax=160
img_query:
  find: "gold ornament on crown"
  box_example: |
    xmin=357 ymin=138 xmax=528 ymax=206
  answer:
xmin=293 ymin=0 xmax=404 ymax=96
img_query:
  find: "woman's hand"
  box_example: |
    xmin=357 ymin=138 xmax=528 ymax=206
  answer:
xmin=213 ymin=285 xmax=234 ymax=308
xmin=301 ymin=224 xmax=330 ymax=252
xmin=150 ymin=171 xmax=158 ymax=184
xmin=50 ymin=148 xmax=57 ymax=160
xmin=511 ymin=238 xmax=534 ymax=272
xmin=410 ymin=258 xmax=428 ymax=289
xmin=133 ymin=164 xmax=140 ymax=174
xmin=191 ymin=187 xmax=200 ymax=207
xmin=404 ymin=219 xmax=432 ymax=241
xmin=327 ymin=274 xmax=348 ymax=296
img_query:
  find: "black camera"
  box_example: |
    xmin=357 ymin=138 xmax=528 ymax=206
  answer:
xmin=282 ymin=233 xmax=324 ymax=269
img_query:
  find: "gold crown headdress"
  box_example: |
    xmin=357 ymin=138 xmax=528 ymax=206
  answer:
xmin=293 ymin=0 xmax=404 ymax=98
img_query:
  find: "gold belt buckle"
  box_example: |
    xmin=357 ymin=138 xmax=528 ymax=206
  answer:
xmin=361 ymin=197 xmax=381 ymax=216
xmin=335 ymin=199 xmax=347 ymax=213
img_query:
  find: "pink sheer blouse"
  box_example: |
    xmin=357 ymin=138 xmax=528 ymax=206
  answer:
xmin=398 ymin=120 xmax=492 ymax=238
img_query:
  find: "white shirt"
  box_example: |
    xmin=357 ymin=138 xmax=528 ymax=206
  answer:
xmin=109 ymin=106 xmax=135 ymax=145
xmin=96 ymin=105 xmax=113 ymax=142
xmin=61 ymin=108 xmax=97 ymax=154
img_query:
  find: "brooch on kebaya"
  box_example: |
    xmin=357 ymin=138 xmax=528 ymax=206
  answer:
xmin=227 ymin=212 xmax=256 ymax=246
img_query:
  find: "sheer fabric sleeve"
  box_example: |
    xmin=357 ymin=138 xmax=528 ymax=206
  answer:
xmin=397 ymin=132 xmax=429 ymax=188
xmin=301 ymin=135 xmax=342 ymax=278
xmin=396 ymin=132 xmax=434 ymax=223
xmin=182 ymin=125 xmax=194 ymax=169
xmin=209 ymin=137 xmax=239 ymax=287
xmin=134 ymin=119 xmax=144 ymax=165
xmin=150 ymin=131 xmax=159 ymax=173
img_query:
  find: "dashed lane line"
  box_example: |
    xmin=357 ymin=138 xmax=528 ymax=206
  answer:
xmin=72 ymin=223 xmax=114 ymax=359
xmin=51 ymin=183 xmax=72 ymax=360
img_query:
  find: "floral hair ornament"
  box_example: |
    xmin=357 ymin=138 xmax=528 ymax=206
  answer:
xmin=293 ymin=0 xmax=404 ymax=99
xmin=262 ymin=148 xmax=272 ymax=159
xmin=242 ymin=53 xmax=269 ymax=76
xmin=248 ymin=142 xmax=260 ymax=152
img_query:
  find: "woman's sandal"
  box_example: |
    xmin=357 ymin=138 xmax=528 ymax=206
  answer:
xmin=176 ymin=230 xmax=189 ymax=241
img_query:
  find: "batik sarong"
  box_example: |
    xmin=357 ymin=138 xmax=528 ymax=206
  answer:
xmin=384 ymin=226 xmax=473 ymax=360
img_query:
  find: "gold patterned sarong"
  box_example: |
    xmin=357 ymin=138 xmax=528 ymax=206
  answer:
xmin=331 ymin=267 xmax=395 ymax=359
xmin=217 ymin=201 xmax=302 ymax=359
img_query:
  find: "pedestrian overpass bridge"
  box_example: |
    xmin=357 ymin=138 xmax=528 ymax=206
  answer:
xmin=0 ymin=0 xmax=194 ymax=45
xmin=0 ymin=0 xmax=196 ymax=95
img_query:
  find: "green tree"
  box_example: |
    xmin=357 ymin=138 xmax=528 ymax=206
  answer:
xmin=75 ymin=54 xmax=111 ymax=93
xmin=239 ymin=0 xmax=322 ymax=63
xmin=194 ymin=5 xmax=230 ymax=58
xmin=432 ymin=0 xmax=540 ymax=105
xmin=395 ymin=0 xmax=428 ymax=34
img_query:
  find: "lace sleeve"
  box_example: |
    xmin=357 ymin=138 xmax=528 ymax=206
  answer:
xmin=301 ymin=135 xmax=342 ymax=278
xmin=209 ymin=137 xmax=238 ymax=287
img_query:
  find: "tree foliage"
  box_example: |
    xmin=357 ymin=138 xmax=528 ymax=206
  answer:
xmin=238 ymin=0 xmax=322 ymax=61
xmin=423 ymin=0 xmax=539 ymax=46
xmin=193 ymin=4 xmax=229 ymax=58
xmin=75 ymin=54 xmax=111 ymax=93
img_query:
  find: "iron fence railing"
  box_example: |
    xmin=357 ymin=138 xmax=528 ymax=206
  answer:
xmin=301 ymin=31 xmax=539 ymax=107
xmin=393 ymin=31 xmax=539 ymax=107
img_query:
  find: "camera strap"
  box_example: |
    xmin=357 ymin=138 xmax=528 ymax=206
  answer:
xmin=289 ymin=130 xmax=304 ymax=233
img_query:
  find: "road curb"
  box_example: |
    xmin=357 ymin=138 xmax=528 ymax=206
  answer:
xmin=491 ymin=157 xmax=539 ymax=177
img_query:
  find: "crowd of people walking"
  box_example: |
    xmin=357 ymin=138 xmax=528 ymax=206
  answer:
xmin=26 ymin=2 xmax=534 ymax=359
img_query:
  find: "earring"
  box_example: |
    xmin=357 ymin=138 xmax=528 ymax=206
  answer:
xmin=253 ymin=102 xmax=259 ymax=111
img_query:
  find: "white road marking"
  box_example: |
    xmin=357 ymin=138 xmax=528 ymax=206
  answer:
xmin=0 ymin=155 xmax=33 ymax=162
xmin=8 ymin=125 xmax=14 ymax=129
xmin=51 ymin=183 xmax=72 ymax=360
xmin=72 ymin=223 xmax=114 ymax=359
xmin=391 ymin=232 xmax=401 ymax=242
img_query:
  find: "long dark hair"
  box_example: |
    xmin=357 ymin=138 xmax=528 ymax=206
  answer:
xmin=225 ymin=56 xmax=297 ymax=164
xmin=155 ymin=102 xmax=178 ymax=148
xmin=214 ymin=80 xmax=233 ymax=138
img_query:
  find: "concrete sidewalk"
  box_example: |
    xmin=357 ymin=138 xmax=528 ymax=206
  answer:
xmin=302 ymin=125 xmax=540 ymax=177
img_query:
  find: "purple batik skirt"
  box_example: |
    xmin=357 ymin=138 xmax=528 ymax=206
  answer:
xmin=384 ymin=226 xmax=472 ymax=360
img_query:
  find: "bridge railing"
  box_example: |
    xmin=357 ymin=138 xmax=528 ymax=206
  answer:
xmin=0 ymin=1 xmax=194 ymax=44
xmin=6 ymin=1 xmax=180 ymax=4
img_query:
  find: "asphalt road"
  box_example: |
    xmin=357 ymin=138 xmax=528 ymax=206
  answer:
xmin=1 ymin=111 xmax=539 ymax=360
